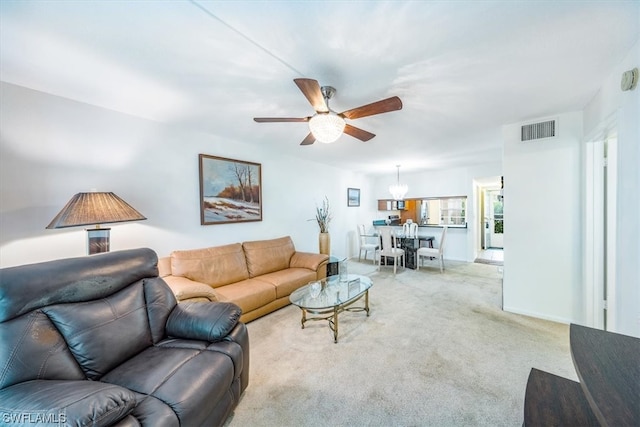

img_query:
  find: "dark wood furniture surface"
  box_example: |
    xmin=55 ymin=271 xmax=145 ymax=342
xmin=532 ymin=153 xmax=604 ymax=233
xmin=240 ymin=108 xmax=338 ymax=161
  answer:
xmin=524 ymin=368 xmax=599 ymax=426
xmin=524 ymin=324 xmax=640 ymax=427
xmin=570 ymin=324 xmax=640 ymax=426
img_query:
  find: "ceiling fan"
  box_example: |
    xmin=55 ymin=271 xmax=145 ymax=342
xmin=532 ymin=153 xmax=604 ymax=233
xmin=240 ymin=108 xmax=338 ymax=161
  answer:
xmin=254 ymin=78 xmax=402 ymax=145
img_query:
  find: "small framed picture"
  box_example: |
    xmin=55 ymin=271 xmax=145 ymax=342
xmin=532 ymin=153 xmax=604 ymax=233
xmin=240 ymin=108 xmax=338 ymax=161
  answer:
xmin=347 ymin=188 xmax=360 ymax=207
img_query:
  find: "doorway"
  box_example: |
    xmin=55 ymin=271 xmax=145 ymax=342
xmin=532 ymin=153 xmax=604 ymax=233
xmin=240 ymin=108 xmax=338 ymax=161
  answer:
xmin=485 ymin=189 xmax=504 ymax=249
xmin=475 ymin=176 xmax=504 ymax=266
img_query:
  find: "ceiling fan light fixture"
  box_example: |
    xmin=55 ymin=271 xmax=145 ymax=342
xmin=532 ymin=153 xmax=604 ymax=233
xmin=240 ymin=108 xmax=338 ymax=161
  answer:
xmin=255 ymin=79 xmax=402 ymax=146
xmin=309 ymin=113 xmax=345 ymax=143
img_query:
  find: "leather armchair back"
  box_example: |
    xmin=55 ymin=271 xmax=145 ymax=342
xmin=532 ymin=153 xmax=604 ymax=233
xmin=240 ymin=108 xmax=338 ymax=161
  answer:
xmin=0 ymin=248 xmax=174 ymax=388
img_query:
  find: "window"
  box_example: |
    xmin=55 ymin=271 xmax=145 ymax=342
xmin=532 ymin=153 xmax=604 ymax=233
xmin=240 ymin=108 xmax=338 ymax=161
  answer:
xmin=419 ymin=196 xmax=467 ymax=227
xmin=440 ymin=197 xmax=466 ymax=226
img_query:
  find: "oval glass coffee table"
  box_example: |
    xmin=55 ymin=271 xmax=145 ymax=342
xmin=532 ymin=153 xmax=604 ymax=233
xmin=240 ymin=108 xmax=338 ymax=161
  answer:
xmin=289 ymin=274 xmax=372 ymax=343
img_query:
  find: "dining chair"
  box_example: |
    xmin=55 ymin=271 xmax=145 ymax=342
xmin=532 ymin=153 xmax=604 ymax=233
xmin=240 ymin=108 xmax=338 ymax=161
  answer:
xmin=402 ymin=222 xmax=418 ymax=238
xmin=417 ymin=226 xmax=448 ymax=273
xmin=378 ymin=226 xmax=405 ymax=274
xmin=357 ymin=224 xmax=379 ymax=264
xmin=409 ymin=222 xmax=419 ymax=238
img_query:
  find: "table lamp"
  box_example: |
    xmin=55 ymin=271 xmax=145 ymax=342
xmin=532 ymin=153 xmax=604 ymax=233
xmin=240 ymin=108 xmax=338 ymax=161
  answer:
xmin=46 ymin=192 xmax=146 ymax=255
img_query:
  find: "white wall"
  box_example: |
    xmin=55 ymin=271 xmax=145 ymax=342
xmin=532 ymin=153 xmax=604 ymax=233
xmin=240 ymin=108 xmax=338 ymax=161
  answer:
xmin=502 ymin=111 xmax=583 ymax=324
xmin=583 ymin=40 xmax=639 ymax=337
xmin=0 ymin=82 xmax=374 ymax=267
xmin=372 ymin=162 xmax=502 ymax=262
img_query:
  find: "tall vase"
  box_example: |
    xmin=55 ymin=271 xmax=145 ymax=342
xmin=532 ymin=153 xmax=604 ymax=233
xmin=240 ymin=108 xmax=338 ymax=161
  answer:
xmin=319 ymin=232 xmax=330 ymax=255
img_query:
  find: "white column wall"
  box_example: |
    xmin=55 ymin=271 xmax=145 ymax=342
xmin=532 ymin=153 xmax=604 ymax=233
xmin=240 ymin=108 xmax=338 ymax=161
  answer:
xmin=502 ymin=111 xmax=583 ymax=324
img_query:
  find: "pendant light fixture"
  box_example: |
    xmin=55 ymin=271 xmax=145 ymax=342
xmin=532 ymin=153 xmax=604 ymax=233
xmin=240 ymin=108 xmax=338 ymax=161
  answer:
xmin=389 ymin=165 xmax=408 ymax=200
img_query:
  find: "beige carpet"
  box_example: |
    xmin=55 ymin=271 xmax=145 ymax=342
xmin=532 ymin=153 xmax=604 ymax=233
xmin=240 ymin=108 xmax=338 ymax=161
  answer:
xmin=224 ymin=259 xmax=576 ymax=426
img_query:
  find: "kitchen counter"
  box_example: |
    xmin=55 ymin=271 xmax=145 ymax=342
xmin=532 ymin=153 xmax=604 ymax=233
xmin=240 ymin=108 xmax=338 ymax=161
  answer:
xmin=372 ymin=223 xmax=467 ymax=229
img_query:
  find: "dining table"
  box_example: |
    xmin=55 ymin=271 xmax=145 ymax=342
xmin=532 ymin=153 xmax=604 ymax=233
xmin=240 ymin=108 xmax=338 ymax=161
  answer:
xmin=363 ymin=228 xmax=435 ymax=269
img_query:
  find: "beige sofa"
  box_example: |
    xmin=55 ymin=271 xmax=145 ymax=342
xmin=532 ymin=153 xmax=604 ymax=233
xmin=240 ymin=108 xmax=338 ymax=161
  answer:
xmin=158 ymin=236 xmax=329 ymax=323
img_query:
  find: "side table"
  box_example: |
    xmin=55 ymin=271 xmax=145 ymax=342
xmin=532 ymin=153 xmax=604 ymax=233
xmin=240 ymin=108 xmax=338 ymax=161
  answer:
xmin=326 ymin=256 xmax=345 ymax=277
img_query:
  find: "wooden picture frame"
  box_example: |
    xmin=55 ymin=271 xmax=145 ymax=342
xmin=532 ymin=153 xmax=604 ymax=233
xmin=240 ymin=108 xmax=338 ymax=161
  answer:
xmin=199 ymin=154 xmax=262 ymax=225
xmin=347 ymin=188 xmax=360 ymax=207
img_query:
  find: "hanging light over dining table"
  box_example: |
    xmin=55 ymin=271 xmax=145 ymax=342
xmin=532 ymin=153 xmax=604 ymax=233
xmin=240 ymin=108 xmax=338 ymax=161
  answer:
xmin=389 ymin=165 xmax=408 ymax=200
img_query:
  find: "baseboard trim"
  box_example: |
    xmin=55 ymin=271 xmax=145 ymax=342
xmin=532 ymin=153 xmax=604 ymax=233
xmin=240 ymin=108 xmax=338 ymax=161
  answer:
xmin=503 ymin=305 xmax=573 ymax=325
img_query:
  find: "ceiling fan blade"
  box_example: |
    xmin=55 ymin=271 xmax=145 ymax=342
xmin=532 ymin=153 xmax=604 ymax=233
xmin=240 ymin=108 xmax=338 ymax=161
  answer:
xmin=294 ymin=78 xmax=329 ymax=113
xmin=339 ymin=96 xmax=403 ymax=120
xmin=343 ymin=124 xmax=376 ymax=142
xmin=300 ymin=133 xmax=316 ymax=146
xmin=254 ymin=117 xmax=309 ymax=123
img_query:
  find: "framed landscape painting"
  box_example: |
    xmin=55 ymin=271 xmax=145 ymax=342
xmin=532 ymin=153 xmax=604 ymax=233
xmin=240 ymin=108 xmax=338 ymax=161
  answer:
xmin=347 ymin=188 xmax=360 ymax=207
xmin=199 ymin=154 xmax=262 ymax=225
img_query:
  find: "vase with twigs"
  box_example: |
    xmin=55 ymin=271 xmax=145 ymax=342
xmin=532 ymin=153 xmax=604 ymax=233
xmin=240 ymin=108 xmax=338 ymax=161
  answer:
xmin=313 ymin=197 xmax=332 ymax=255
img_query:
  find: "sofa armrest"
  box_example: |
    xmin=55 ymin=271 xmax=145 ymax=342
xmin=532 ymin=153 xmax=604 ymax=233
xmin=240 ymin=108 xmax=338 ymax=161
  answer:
xmin=162 ymin=275 xmax=222 ymax=302
xmin=290 ymin=251 xmax=329 ymax=272
xmin=166 ymin=301 xmax=242 ymax=342
xmin=0 ymin=380 xmax=135 ymax=427
xmin=157 ymin=256 xmax=172 ymax=277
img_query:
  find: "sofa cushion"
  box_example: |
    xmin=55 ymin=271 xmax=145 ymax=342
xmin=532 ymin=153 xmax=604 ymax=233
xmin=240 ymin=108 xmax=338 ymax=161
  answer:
xmin=242 ymin=236 xmax=295 ymax=277
xmin=43 ymin=282 xmax=153 ymax=380
xmin=257 ymin=268 xmax=317 ymax=299
xmin=156 ymin=338 xmax=245 ymax=390
xmin=128 ymin=393 xmax=179 ymax=426
xmin=215 ymin=278 xmax=276 ymax=314
xmin=171 ymin=244 xmax=249 ymax=288
xmin=0 ymin=311 xmax=85 ymax=389
xmin=102 ymin=346 xmax=234 ymax=426
xmin=0 ymin=380 xmax=136 ymax=427
xmin=143 ymin=277 xmax=177 ymax=345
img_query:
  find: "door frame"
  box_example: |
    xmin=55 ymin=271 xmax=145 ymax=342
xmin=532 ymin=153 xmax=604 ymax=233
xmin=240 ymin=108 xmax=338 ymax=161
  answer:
xmin=474 ymin=176 xmax=502 ymax=253
xmin=584 ymin=112 xmax=617 ymax=330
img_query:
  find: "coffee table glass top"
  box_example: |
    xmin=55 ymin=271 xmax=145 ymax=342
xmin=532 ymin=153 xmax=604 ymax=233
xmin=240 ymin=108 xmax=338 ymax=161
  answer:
xmin=290 ymin=274 xmax=372 ymax=310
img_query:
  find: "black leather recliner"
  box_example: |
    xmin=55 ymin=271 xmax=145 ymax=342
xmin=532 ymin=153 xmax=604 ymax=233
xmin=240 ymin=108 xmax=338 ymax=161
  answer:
xmin=0 ymin=248 xmax=249 ymax=426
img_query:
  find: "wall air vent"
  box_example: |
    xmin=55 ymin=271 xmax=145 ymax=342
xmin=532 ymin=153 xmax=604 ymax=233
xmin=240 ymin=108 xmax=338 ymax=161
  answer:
xmin=521 ymin=119 xmax=556 ymax=142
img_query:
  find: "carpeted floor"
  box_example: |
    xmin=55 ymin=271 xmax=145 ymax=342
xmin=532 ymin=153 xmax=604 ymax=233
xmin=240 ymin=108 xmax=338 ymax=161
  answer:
xmin=224 ymin=259 xmax=576 ymax=426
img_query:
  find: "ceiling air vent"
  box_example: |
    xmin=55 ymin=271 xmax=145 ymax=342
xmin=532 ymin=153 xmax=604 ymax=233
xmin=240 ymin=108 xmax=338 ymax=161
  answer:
xmin=521 ymin=119 xmax=556 ymax=142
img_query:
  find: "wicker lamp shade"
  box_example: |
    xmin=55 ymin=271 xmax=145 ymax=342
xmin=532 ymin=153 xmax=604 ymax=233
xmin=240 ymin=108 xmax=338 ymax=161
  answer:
xmin=46 ymin=192 xmax=146 ymax=229
xmin=46 ymin=192 xmax=146 ymax=255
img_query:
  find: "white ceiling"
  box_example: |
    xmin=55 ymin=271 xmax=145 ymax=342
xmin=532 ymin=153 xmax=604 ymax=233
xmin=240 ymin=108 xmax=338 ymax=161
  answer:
xmin=1 ymin=1 xmax=638 ymax=175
